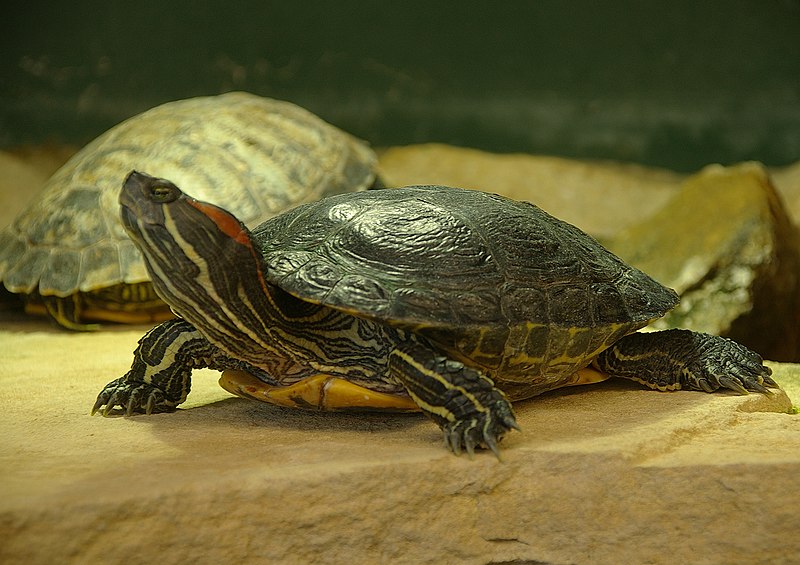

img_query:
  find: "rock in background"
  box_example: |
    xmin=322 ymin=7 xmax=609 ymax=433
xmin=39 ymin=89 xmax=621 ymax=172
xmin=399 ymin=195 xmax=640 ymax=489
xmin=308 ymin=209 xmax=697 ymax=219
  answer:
xmin=378 ymin=143 xmax=685 ymax=239
xmin=772 ymin=160 xmax=800 ymax=225
xmin=608 ymin=163 xmax=800 ymax=362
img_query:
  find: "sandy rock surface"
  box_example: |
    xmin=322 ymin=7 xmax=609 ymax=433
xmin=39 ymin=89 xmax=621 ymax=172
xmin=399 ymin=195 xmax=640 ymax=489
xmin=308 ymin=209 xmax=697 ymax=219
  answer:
xmin=772 ymin=160 xmax=800 ymax=224
xmin=1 ymin=314 xmax=798 ymax=565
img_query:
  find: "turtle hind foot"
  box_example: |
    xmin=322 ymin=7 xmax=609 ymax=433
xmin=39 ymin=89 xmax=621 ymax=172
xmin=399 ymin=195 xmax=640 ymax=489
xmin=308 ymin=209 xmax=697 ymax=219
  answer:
xmin=687 ymin=333 xmax=777 ymax=395
xmin=24 ymin=294 xmax=101 ymax=331
xmin=596 ymin=329 xmax=778 ymax=395
xmin=92 ymin=378 xmax=177 ymax=416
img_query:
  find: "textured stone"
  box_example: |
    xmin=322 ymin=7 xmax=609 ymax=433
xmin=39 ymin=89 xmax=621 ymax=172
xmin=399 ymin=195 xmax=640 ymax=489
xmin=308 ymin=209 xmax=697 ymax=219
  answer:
xmin=772 ymin=160 xmax=800 ymax=225
xmin=1 ymin=315 xmax=798 ymax=565
xmin=608 ymin=163 xmax=800 ymax=361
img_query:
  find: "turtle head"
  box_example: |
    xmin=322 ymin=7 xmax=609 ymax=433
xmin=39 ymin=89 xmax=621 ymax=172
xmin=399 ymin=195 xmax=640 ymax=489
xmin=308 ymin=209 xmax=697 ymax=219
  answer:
xmin=119 ymin=170 xmax=254 ymax=259
xmin=119 ymin=171 xmax=270 ymax=343
xmin=119 ymin=170 xmax=184 ymax=229
xmin=119 ymin=171 xmax=256 ymax=268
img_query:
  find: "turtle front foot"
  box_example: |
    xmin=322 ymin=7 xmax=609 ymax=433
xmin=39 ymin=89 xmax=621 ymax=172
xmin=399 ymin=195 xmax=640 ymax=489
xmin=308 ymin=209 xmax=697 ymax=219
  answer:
xmin=92 ymin=377 xmax=177 ymax=416
xmin=390 ymin=342 xmax=521 ymax=459
xmin=92 ymin=319 xmax=218 ymax=417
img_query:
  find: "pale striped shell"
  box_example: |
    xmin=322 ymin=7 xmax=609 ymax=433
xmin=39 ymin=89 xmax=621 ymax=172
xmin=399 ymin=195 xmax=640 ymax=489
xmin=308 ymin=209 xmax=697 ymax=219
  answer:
xmin=0 ymin=92 xmax=377 ymax=298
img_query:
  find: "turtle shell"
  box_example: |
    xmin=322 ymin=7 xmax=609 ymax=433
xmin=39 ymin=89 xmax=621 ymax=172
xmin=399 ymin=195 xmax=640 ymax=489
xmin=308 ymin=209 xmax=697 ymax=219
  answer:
xmin=0 ymin=92 xmax=376 ymax=300
xmin=254 ymin=185 xmax=679 ymax=398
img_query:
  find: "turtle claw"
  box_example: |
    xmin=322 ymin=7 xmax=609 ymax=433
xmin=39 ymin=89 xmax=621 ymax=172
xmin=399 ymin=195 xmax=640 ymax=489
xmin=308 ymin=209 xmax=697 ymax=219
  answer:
xmin=505 ymin=415 xmax=522 ymax=432
xmin=90 ymin=395 xmax=106 ymax=417
xmin=92 ymin=378 xmax=175 ymax=416
xmin=697 ymin=379 xmax=716 ymax=394
xmin=441 ymin=404 xmax=519 ymax=460
xmin=761 ymin=367 xmax=778 ymax=388
xmin=718 ymin=375 xmax=750 ymax=395
xmin=701 ymin=372 xmax=773 ymax=395
xmin=464 ymin=437 xmax=477 ymax=459
xmin=483 ymin=432 xmax=501 ymax=461
xmin=748 ymin=381 xmax=773 ymax=395
xmin=445 ymin=428 xmax=462 ymax=456
xmin=146 ymin=393 xmax=159 ymax=415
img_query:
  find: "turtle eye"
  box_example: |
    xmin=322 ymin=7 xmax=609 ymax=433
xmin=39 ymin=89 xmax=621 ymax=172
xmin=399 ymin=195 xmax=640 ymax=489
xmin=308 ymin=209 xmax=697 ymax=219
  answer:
xmin=150 ymin=184 xmax=178 ymax=203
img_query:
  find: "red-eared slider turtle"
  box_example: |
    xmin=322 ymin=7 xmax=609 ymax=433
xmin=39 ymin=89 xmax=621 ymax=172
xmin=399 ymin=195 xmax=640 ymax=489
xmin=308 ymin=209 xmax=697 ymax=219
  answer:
xmin=0 ymin=92 xmax=378 ymax=329
xmin=93 ymin=172 xmax=776 ymax=456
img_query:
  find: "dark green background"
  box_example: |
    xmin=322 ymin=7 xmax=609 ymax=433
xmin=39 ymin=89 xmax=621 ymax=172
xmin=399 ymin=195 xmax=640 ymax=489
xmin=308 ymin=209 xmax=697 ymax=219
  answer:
xmin=2 ymin=1 xmax=798 ymax=171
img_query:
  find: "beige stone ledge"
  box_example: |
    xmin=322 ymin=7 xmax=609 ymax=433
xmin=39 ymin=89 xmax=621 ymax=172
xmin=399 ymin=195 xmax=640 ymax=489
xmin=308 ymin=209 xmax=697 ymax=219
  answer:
xmin=1 ymin=315 xmax=798 ymax=564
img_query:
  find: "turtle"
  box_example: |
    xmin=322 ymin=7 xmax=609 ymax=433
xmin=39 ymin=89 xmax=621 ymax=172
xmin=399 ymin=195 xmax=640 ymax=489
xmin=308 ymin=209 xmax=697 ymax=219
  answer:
xmin=92 ymin=171 xmax=777 ymax=457
xmin=0 ymin=92 xmax=378 ymax=330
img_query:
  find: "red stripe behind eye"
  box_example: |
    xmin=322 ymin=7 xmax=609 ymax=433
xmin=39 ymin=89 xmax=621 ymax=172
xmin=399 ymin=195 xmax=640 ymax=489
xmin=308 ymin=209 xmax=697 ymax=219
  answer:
xmin=184 ymin=196 xmax=279 ymax=313
xmin=186 ymin=199 xmax=252 ymax=247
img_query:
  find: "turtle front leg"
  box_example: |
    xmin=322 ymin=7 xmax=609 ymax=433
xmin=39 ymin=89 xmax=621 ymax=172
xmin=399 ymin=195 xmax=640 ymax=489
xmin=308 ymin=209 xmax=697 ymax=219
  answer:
xmin=92 ymin=318 xmax=268 ymax=416
xmin=593 ymin=329 xmax=777 ymax=394
xmin=389 ymin=341 xmax=520 ymax=458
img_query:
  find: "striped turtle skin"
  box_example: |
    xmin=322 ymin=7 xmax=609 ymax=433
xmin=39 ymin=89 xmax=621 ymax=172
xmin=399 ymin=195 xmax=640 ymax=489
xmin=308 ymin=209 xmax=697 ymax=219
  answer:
xmin=93 ymin=172 xmax=776 ymax=457
xmin=0 ymin=92 xmax=377 ymax=329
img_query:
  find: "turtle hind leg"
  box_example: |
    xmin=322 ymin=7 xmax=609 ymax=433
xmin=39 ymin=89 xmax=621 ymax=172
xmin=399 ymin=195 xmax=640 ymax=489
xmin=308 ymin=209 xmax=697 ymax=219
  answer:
xmin=36 ymin=294 xmax=100 ymax=331
xmin=593 ymin=329 xmax=777 ymax=394
xmin=389 ymin=341 xmax=519 ymax=458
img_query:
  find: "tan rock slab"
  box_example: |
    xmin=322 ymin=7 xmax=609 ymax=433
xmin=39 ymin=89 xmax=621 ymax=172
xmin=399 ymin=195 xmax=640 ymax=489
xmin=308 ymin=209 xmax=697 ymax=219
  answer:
xmin=772 ymin=160 xmax=800 ymax=225
xmin=1 ymin=314 xmax=798 ymax=564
